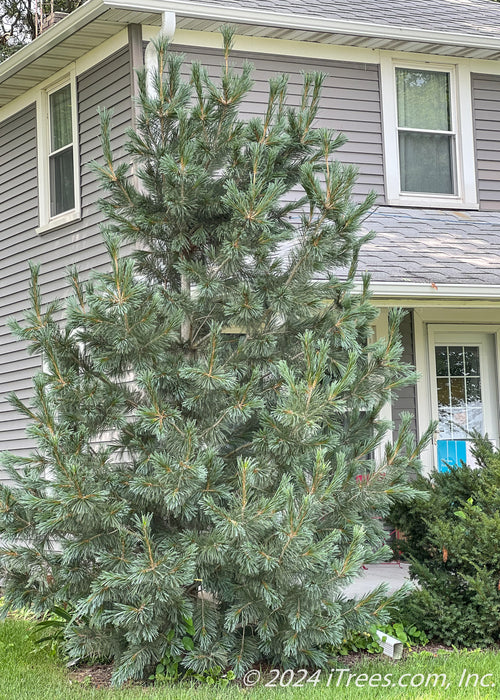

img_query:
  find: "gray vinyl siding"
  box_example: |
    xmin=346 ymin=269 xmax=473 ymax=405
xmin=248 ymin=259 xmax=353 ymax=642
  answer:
xmin=175 ymin=46 xmax=385 ymax=202
xmin=392 ymin=310 xmax=417 ymax=436
xmin=0 ymin=47 xmax=133 ymax=485
xmin=472 ymin=73 xmax=500 ymax=211
xmin=0 ymin=103 xmax=39 ymax=481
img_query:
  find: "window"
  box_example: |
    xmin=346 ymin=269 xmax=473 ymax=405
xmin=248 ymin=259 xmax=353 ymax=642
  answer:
xmin=49 ymin=84 xmax=75 ymax=217
xmin=396 ymin=68 xmax=455 ymax=195
xmin=380 ymin=57 xmax=477 ymax=208
xmin=36 ymin=73 xmax=80 ymax=232
xmin=434 ymin=344 xmax=483 ymax=469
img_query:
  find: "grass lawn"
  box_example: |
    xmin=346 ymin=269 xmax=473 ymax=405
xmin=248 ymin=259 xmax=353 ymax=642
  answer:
xmin=0 ymin=618 xmax=499 ymax=699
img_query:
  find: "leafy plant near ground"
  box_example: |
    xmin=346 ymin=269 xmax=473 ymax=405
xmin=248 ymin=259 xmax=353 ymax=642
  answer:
xmin=390 ymin=433 xmax=500 ymax=646
xmin=331 ymin=621 xmax=429 ymax=656
xmin=0 ymin=29 xmax=429 ymax=686
xmin=151 ymin=656 xmax=235 ymax=688
xmin=379 ymin=621 xmax=429 ymax=649
xmin=332 ymin=629 xmax=383 ymax=656
xmin=148 ymin=617 xmax=236 ymax=687
xmin=32 ymin=604 xmax=74 ymax=652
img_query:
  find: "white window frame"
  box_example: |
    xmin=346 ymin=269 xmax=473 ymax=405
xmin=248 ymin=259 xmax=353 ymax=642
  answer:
xmin=36 ymin=68 xmax=80 ymax=233
xmin=380 ymin=55 xmax=478 ymax=209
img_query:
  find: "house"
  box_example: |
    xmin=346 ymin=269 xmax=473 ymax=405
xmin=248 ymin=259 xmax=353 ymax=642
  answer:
xmin=2 ymin=0 xmax=500 ymax=484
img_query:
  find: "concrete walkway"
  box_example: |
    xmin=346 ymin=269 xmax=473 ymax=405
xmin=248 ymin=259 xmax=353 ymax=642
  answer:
xmin=344 ymin=562 xmax=412 ymax=598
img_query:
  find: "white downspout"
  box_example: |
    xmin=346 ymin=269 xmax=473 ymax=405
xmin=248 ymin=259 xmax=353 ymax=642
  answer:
xmin=143 ymin=11 xmax=191 ymax=343
xmin=144 ymin=11 xmax=177 ymax=96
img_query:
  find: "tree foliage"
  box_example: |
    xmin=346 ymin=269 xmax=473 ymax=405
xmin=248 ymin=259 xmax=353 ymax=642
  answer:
xmin=0 ymin=0 xmax=81 ymax=61
xmin=0 ymin=31 xmax=429 ymax=685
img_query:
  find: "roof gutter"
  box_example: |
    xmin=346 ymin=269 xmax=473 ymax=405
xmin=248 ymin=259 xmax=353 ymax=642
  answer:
xmin=107 ymin=0 xmax=500 ymax=52
xmin=368 ymin=281 xmax=500 ymax=299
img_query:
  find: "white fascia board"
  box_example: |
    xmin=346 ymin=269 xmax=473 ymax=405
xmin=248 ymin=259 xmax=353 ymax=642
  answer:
xmin=368 ymin=282 xmax=500 ymax=299
xmin=107 ymin=0 xmax=500 ymax=52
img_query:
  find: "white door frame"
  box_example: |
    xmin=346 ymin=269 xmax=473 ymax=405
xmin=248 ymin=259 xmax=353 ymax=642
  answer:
xmin=414 ymin=313 xmax=500 ymax=472
xmin=428 ymin=327 xmax=499 ymax=468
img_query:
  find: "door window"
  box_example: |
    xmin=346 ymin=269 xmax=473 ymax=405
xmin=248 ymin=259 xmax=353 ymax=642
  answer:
xmin=430 ymin=329 xmax=499 ymax=472
xmin=434 ymin=344 xmax=483 ymax=470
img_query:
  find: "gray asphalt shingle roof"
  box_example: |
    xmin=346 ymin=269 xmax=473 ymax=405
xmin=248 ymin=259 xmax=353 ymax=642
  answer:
xmin=202 ymin=0 xmax=500 ymax=39
xmin=359 ymin=207 xmax=500 ymax=285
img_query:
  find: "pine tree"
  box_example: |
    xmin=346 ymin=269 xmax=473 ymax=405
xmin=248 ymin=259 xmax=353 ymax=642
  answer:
xmin=0 ymin=30 xmax=431 ymax=685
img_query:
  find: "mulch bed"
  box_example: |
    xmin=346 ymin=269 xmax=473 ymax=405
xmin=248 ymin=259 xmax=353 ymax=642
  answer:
xmin=69 ymin=664 xmax=115 ymax=689
xmin=67 ymin=645 xmax=460 ymax=689
xmin=332 ymin=644 xmax=456 ymax=668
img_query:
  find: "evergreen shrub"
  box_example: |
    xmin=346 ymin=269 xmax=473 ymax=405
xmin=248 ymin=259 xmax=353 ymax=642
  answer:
xmin=391 ymin=434 xmax=500 ymax=647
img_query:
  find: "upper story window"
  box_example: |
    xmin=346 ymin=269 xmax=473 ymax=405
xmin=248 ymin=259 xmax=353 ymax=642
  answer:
xmin=36 ymin=72 xmax=80 ymax=233
xmin=49 ymin=84 xmax=75 ymax=217
xmin=396 ymin=68 xmax=455 ymax=196
xmin=380 ymin=58 xmax=477 ymax=209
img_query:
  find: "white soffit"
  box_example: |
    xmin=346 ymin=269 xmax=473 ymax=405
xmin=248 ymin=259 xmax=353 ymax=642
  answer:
xmin=0 ymin=1 xmax=165 ymax=107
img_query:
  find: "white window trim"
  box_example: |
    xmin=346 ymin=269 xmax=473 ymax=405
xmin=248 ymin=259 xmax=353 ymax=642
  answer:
xmin=380 ymin=55 xmax=478 ymax=209
xmin=36 ymin=67 xmax=81 ymax=234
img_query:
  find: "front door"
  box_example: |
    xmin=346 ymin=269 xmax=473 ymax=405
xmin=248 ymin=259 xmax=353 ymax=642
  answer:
xmin=430 ymin=330 xmax=498 ymax=471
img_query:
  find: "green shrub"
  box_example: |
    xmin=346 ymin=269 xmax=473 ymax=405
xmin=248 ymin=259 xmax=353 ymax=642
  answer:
xmin=390 ymin=434 xmax=500 ymax=646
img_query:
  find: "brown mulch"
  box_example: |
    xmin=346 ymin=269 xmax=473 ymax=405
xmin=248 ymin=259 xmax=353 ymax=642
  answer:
xmin=329 ymin=644 xmax=456 ymax=669
xmin=69 ymin=664 xmax=114 ymax=689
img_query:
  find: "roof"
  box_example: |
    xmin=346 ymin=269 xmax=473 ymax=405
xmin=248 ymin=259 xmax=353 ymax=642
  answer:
xmin=4 ymin=0 xmax=500 ymax=109
xmin=279 ymin=206 xmax=500 ymax=297
xmin=358 ymin=206 xmax=500 ymax=287
xmin=203 ymin=0 xmax=500 ymax=40
xmin=278 ymin=206 xmax=500 ymax=298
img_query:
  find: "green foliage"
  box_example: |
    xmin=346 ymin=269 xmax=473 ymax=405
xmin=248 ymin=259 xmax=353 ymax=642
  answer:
xmin=150 ymin=626 xmax=236 ymax=688
xmin=377 ymin=621 xmax=429 ymax=649
xmin=331 ymin=630 xmax=383 ymax=656
xmin=391 ymin=433 xmax=500 ymax=646
xmin=0 ymin=1 xmax=82 ymax=62
xmin=31 ymin=603 xmax=95 ymax=658
xmin=148 ymin=615 xmax=236 ymax=687
xmin=331 ymin=621 xmax=428 ymax=656
xmin=32 ymin=605 xmax=74 ymax=651
xmin=0 ymin=31 xmax=428 ymax=686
